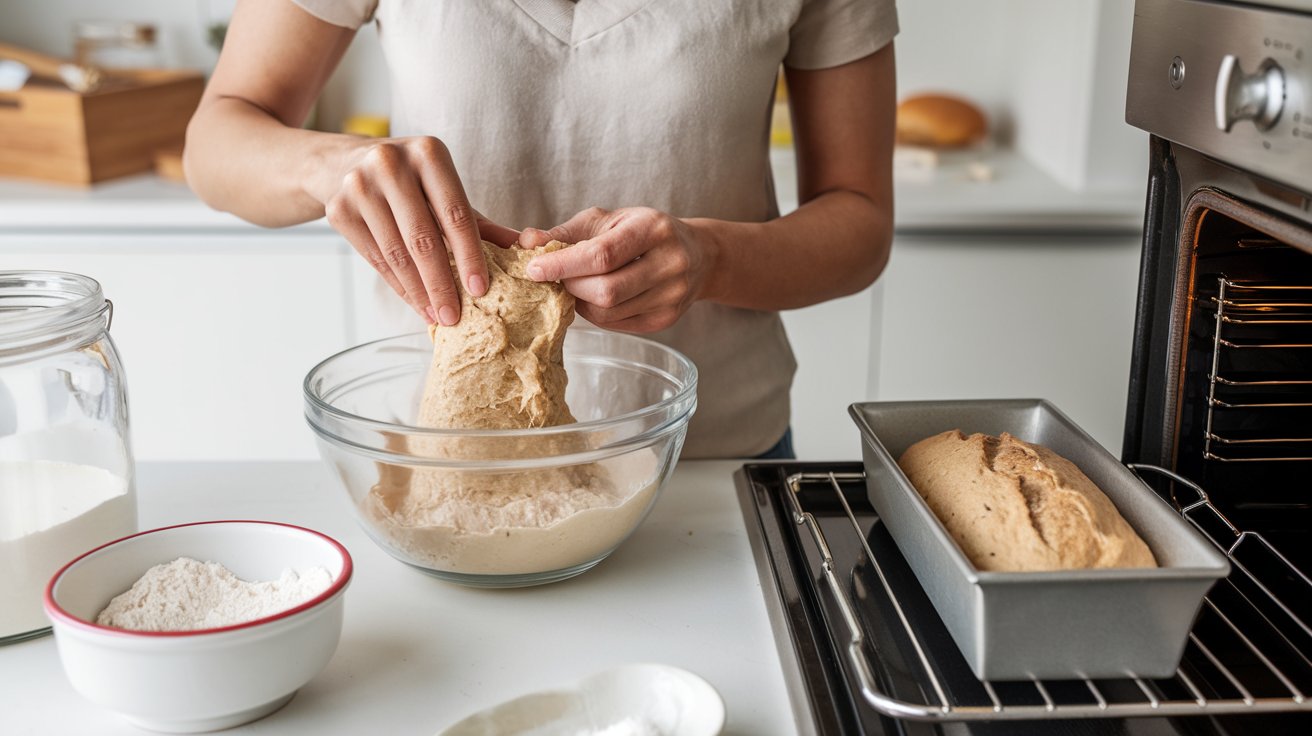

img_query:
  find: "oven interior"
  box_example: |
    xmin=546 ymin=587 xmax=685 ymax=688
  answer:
xmin=1172 ymin=199 xmax=1312 ymax=571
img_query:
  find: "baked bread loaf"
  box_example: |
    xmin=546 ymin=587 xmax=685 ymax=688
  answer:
xmin=896 ymin=94 xmax=988 ymax=149
xmin=897 ymin=431 xmax=1157 ymax=572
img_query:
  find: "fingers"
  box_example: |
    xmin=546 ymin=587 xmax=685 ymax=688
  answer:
xmin=376 ymin=162 xmax=464 ymax=325
xmin=561 ymin=255 xmax=664 ymax=309
xmin=325 ymin=137 xmax=513 ymax=326
xmin=475 ymin=212 xmax=520 ymax=248
xmin=325 ymin=195 xmax=412 ymax=311
xmin=520 ymin=206 xmax=613 ymax=249
xmin=527 ymin=217 xmax=650 ymax=281
xmin=565 ymin=255 xmax=688 ymax=330
xmin=576 ymin=279 xmax=684 ymax=325
xmin=328 ymin=181 xmax=435 ymax=318
xmin=517 ymin=227 xmax=553 ymax=250
xmin=577 ymin=296 xmax=681 ymax=334
xmin=410 ymin=138 xmax=488 ymax=300
xmin=356 ymin=189 xmax=436 ymax=321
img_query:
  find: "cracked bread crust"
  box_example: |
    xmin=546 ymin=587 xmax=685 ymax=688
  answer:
xmin=897 ymin=430 xmax=1157 ymax=572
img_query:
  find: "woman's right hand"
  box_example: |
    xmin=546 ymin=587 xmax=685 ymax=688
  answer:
xmin=311 ymin=136 xmax=519 ymax=325
xmin=184 ymin=3 xmax=513 ymax=326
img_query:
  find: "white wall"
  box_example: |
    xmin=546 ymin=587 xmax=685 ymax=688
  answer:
xmin=895 ymin=0 xmax=1146 ymax=192
xmin=1084 ymin=0 xmax=1150 ymax=191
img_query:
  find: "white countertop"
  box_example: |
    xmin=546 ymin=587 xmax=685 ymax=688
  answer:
xmin=0 ymin=147 xmax=1141 ymax=235
xmin=888 ymin=149 xmax=1145 ymax=233
xmin=0 ymin=176 xmax=332 ymax=233
xmin=0 ymin=460 xmax=796 ymax=736
xmin=774 ymin=147 xmax=1143 ymax=233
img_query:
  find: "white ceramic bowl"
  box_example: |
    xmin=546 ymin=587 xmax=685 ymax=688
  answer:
xmin=44 ymin=520 xmax=353 ymax=733
xmin=438 ymin=663 xmax=726 ymax=736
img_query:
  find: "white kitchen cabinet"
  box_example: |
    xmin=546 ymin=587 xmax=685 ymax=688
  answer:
xmin=780 ymin=285 xmax=882 ymax=460
xmin=0 ymin=234 xmax=354 ymax=461
xmin=873 ymin=234 xmax=1143 ymax=451
xmin=772 ymin=148 xmax=882 ymax=460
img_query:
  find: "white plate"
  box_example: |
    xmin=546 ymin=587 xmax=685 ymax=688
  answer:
xmin=437 ymin=663 xmax=725 ymax=736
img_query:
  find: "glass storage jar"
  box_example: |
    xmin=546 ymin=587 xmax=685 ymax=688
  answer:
xmin=0 ymin=271 xmax=136 ymax=644
xmin=72 ymin=21 xmax=161 ymax=70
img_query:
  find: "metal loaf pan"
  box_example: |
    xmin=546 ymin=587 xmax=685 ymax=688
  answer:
xmin=848 ymin=399 xmax=1231 ymax=681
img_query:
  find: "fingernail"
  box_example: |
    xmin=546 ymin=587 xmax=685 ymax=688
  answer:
xmin=527 ymin=262 xmax=545 ymax=281
xmin=425 ymin=306 xmax=437 ymax=323
xmin=468 ymin=274 xmax=487 ymax=296
xmin=438 ymin=305 xmax=458 ymax=326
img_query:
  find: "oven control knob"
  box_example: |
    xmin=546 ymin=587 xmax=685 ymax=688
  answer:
xmin=1215 ymin=55 xmax=1285 ymax=132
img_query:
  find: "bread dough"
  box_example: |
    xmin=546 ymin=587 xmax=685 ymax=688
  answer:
xmin=420 ymin=239 xmax=575 ymax=429
xmin=897 ymin=430 xmax=1157 ymax=572
xmin=364 ymin=241 xmax=658 ymax=576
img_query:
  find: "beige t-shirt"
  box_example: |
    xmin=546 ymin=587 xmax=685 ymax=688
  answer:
xmin=294 ymin=0 xmax=898 ymax=457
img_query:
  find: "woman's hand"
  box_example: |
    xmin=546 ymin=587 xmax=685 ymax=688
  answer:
xmin=519 ymin=207 xmax=720 ymax=333
xmin=311 ymin=136 xmax=520 ymax=325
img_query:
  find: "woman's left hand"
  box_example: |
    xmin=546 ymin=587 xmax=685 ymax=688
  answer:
xmin=519 ymin=207 xmax=719 ymax=333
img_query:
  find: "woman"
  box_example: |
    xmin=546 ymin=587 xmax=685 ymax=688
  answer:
xmin=185 ymin=0 xmax=897 ymax=459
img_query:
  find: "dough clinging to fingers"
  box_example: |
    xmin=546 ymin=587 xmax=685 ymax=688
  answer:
xmin=419 ymin=239 xmax=575 ymax=430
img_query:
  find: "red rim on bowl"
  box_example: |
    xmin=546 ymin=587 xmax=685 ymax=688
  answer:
xmin=44 ymin=520 xmax=353 ymax=638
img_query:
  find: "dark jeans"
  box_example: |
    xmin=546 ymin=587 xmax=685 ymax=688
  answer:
xmin=754 ymin=427 xmax=796 ymax=460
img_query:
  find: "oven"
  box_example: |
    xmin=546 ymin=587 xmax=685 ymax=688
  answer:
xmin=734 ymin=0 xmax=1312 ymax=733
xmin=1123 ymin=0 xmax=1312 ymax=548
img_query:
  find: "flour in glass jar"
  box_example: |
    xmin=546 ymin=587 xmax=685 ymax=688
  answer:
xmin=0 ymin=460 xmax=134 ymax=639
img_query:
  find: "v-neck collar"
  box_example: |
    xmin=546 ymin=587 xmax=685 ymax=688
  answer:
xmin=513 ymin=0 xmax=655 ymax=47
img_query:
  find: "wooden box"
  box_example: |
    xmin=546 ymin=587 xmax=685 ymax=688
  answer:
xmin=0 ymin=69 xmax=204 ymax=186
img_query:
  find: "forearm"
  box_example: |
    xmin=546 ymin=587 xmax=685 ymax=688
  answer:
xmin=695 ymin=189 xmax=891 ymax=311
xmin=184 ymin=97 xmax=365 ymax=227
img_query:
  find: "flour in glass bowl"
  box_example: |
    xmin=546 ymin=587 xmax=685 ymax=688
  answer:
xmin=364 ymin=448 xmax=661 ymax=576
xmin=0 ymin=460 xmax=135 ymax=639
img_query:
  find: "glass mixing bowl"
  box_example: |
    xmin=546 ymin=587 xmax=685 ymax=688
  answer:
xmin=304 ymin=326 xmax=697 ymax=587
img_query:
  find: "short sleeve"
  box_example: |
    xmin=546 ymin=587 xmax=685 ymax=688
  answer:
xmin=290 ymin=0 xmax=379 ymax=29
xmin=784 ymin=0 xmax=898 ymax=70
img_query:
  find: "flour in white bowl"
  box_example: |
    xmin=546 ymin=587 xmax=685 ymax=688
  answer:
xmin=0 ymin=460 xmax=134 ymax=639
xmin=96 ymin=557 xmax=333 ymax=632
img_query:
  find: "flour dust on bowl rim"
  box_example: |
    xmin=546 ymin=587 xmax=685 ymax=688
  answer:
xmin=303 ymin=326 xmax=697 ymax=587
xmin=44 ymin=520 xmax=353 ymax=733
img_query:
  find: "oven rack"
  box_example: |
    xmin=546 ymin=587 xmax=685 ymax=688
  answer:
xmin=1203 ymin=278 xmax=1312 ymax=462
xmin=784 ymin=465 xmax=1312 ymax=722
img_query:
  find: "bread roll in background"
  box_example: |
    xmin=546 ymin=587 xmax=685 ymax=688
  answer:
xmin=897 ymin=430 xmax=1157 ymax=572
xmin=896 ymin=93 xmax=988 ymax=149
